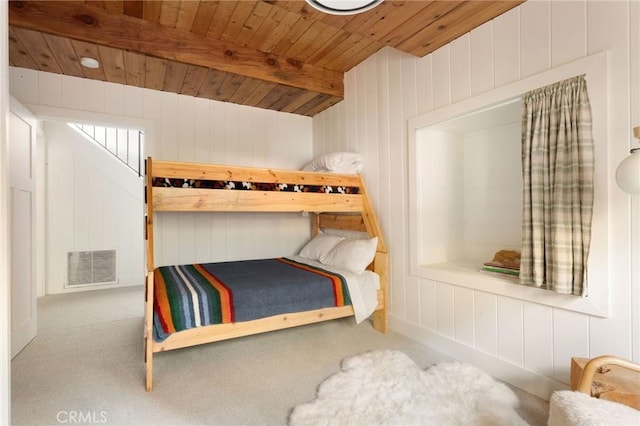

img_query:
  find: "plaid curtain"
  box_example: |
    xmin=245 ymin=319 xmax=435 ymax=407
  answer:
xmin=520 ymin=75 xmax=594 ymax=296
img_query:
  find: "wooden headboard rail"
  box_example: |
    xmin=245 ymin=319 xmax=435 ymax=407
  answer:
xmin=152 ymin=187 xmax=362 ymax=213
xmin=151 ymin=159 xmax=361 ymax=187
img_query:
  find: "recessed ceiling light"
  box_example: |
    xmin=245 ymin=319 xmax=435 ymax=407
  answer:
xmin=306 ymin=0 xmax=384 ymax=15
xmin=80 ymin=57 xmax=100 ymax=69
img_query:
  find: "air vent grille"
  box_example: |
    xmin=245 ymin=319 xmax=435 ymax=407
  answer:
xmin=67 ymin=250 xmax=117 ymax=287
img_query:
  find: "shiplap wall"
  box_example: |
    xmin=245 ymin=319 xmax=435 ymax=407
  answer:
xmin=313 ymin=0 xmax=640 ymax=399
xmin=44 ymin=121 xmax=144 ymax=294
xmin=9 ymin=67 xmax=314 ymax=287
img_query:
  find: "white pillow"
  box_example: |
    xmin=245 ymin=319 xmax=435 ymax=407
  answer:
xmin=332 ymin=163 xmax=363 ymax=174
xmin=302 ymin=152 xmax=362 ymax=173
xmin=321 ymin=237 xmax=378 ymax=274
xmin=299 ymin=233 xmax=345 ymax=261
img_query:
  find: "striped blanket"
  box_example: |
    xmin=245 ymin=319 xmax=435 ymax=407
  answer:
xmin=153 ymin=257 xmax=351 ymax=342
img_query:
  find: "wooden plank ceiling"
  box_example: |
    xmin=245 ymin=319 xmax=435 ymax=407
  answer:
xmin=8 ymin=0 xmax=523 ymax=116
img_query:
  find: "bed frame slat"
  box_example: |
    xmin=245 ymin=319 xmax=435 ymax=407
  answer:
xmin=152 ymin=159 xmax=361 ymax=187
xmin=154 ymin=306 xmax=356 ymax=352
xmin=318 ymin=213 xmax=367 ymax=232
xmin=153 ymin=187 xmax=363 ymax=212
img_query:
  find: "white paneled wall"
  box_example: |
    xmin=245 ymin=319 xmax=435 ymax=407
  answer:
xmin=10 ymin=67 xmax=315 ymax=286
xmin=313 ymin=0 xmax=639 ymax=399
xmin=44 ymin=121 xmax=143 ymax=294
xmin=463 ymin=124 xmax=522 ymax=261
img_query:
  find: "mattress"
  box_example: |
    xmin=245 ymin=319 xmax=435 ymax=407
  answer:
xmin=153 ymin=256 xmax=379 ymax=342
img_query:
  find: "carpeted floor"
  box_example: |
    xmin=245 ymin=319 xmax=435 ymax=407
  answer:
xmin=11 ymin=286 xmax=550 ymax=425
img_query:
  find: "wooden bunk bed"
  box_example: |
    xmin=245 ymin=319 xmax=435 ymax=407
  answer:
xmin=144 ymin=157 xmax=388 ymax=391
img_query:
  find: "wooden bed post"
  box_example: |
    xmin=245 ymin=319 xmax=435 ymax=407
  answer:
xmin=357 ymin=176 xmax=388 ymax=333
xmin=357 ymin=176 xmax=387 ymax=253
xmin=311 ymin=213 xmax=320 ymax=237
xmin=144 ymin=157 xmax=155 ymax=391
xmin=145 ymin=157 xmax=155 ymax=273
xmin=371 ymin=251 xmax=388 ymax=333
xmin=144 ymin=274 xmax=154 ymax=391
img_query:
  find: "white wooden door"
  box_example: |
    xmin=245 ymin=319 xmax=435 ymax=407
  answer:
xmin=9 ymin=97 xmax=37 ymax=358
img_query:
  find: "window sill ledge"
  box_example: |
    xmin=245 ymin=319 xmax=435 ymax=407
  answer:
xmin=412 ymin=259 xmax=608 ymax=318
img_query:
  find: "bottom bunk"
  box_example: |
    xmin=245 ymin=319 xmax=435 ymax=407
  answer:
xmin=144 ymin=240 xmax=387 ymax=391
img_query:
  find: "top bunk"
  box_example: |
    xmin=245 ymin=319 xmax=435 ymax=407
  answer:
xmin=145 ymin=156 xmax=387 ymax=252
xmin=148 ymin=158 xmax=363 ymax=213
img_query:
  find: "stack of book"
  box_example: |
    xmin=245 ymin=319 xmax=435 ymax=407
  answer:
xmin=482 ymin=250 xmax=521 ymax=277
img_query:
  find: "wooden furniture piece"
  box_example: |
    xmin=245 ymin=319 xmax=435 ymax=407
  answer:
xmin=144 ymin=157 xmax=388 ymax=391
xmin=571 ymin=356 xmax=640 ymax=410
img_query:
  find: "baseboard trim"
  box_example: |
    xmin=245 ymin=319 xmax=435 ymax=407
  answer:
xmin=389 ymin=316 xmax=568 ymax=401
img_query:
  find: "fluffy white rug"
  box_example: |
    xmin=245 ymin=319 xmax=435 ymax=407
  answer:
xmin=289 ymin=350 xmax=527 ymax=426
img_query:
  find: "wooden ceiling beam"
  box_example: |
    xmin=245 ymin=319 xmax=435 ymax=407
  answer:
xmin=8 ymin=0 xmax=344 ymax=98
